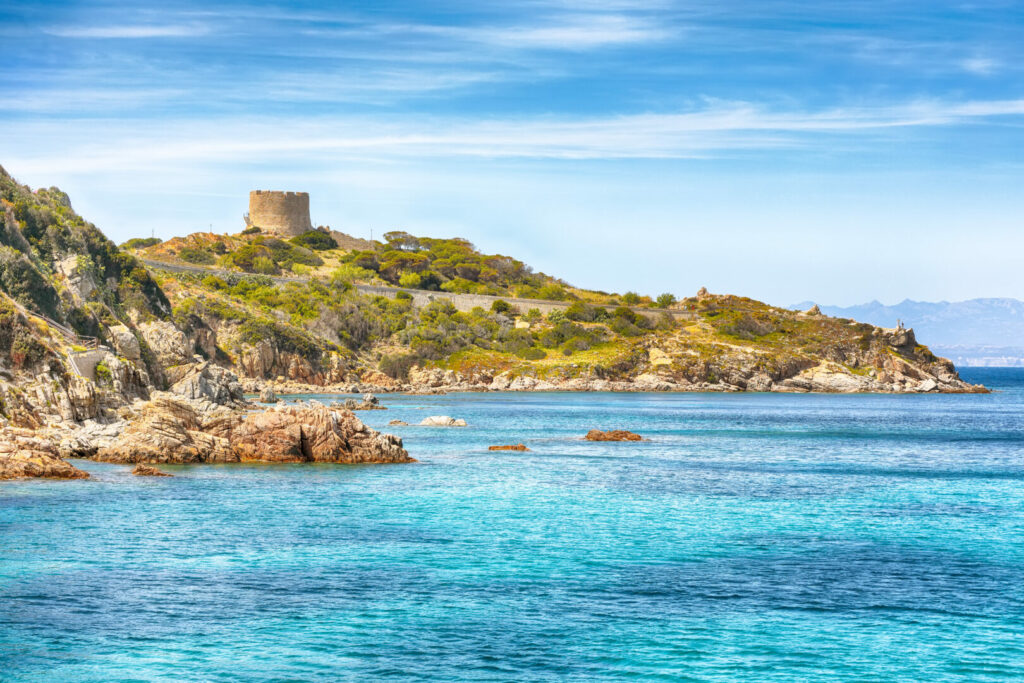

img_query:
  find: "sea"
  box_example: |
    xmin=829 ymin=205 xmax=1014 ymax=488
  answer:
xmin=2 ymin=368 xmax=1023 ymax=681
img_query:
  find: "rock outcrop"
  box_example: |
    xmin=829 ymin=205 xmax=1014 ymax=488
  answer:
xmin=259 ymin=386 xmax=278 ymax=403
xmin=488 ymin=444 xmax=529 ymax=451
xmin=584 ymin=429 xmax=643 ymax=442
xmin=132 ymin=463 xmax=172 ymax=477
xmin=419 ymin=416 xmax=468 ymax=427
xmin=0 ymin=428 xmax=89 ymax=480
xmin=95 ymin=393 xmax=412 ymax=465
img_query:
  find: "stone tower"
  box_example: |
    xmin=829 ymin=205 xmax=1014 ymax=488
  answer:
xmin=246 ymin=190 xmax=313 ymax=237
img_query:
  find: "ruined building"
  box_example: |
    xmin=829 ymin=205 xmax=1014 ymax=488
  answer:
xmin=245 ymin=190 xmax=312 ymax=237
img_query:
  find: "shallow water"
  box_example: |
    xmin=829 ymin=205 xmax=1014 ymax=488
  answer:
xmin=2 ymin=368 xmax=1023 ymax=681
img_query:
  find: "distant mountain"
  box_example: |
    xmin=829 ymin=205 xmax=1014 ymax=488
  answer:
xmin=791 ymin=298 xmax=1024 ymax=366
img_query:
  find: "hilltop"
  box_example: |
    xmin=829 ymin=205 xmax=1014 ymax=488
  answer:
xmin=794 ymin=298 xmax=1024 ymax=367
xmin=0 ymin=164 xmax=984 ymax=452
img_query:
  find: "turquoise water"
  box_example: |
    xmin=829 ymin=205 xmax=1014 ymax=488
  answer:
xmin=2 ymin=368 xmax=1024 ymax=681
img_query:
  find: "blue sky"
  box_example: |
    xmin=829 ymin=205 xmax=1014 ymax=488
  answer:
xmin=1 ymin=1 xmax=1023 ymax=305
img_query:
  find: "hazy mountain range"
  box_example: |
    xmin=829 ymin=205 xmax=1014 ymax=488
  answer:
xmin=791 ymin=298 xmax=1024 ymax=367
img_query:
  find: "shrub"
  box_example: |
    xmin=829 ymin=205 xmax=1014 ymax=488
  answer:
xmin=547 ymin=309 xmax=566 ymax=323
xmin=537 ymin=284 xmax=569 ymax=301
xmin=656 ymin=293 xmax=677 ymax=308
xmin=178 ymin=247 xmax=215 ymax=265
xmin=121 ymin=237 xmax=162 ymax=249
xmin=242 ymin=226 xmax=260 ymax=235
xmin=622 ymin=291 xmax=641 ymax=305
xmin=565 ymin=301 xmax=604 ymax=322
xmin=380 ymin=352 xmax=418 ymax=380
xmin=522 ymin=308 xmax=542 ymax=323
xmin=395 ymin=290 xmax=413 ymax=301
xmin=252 ymin=256 xmax=278 ymax=275
xmin=290 ymin=230 xmax=338 ymax=251
xmin=516 ymin=347 xmax=546 ymax=360
xmin=94 ymin=360 xmax=112 ymax=385
xmin=491 ymin=299 xmax=511 ymax=314
xmin=399 ymin=272 xmax=422 ymax=288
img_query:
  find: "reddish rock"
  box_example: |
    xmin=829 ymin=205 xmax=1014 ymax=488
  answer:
xmin=488 ymin=444 xmax=530 ymax=451
xmin=132 ymin=463 xmax=172 ymax=477
xmin=584 ymin=429 xmax=643 ymax=442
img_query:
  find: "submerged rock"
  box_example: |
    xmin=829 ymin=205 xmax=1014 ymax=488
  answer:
xmin=584 ymin=429 xmax=643 ymax=442
xmin=419 ymin=416 xmax=468 ymax=427
xmin=132 ymin=463 xmax=172 ymax=477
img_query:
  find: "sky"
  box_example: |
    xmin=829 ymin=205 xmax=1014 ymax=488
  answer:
xmin=1 ymin=1 xmax=1023 ymax=306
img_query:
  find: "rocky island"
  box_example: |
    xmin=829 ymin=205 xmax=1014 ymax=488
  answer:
xmin=0 ymin=166 xmax=985 ymax=480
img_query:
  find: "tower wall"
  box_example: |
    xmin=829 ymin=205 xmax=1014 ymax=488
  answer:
xmin=247 ymin=191 xmax=312 ymax=237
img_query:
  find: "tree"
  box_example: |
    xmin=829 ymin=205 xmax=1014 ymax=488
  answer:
xmin=656 ymin=293 xmax=677 ymax=308
xmin=622 ymin=291 xmax=641 ymax=305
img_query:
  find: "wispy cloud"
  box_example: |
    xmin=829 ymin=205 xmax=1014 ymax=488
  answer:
xmin=44 ymin=23 xmax=209 ymax=39
xmin=7 ymin=97 xmax=1024 ymax=175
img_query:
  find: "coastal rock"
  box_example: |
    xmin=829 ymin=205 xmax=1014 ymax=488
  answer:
xmin=584 ymin=429 xmax=643 ymax=442
xmin=488 ymin=444 xmax=529 ymax=451
xmin=339 ymin=393 xmax=385 ymax=410
xmin=0 ymin=428 xmax=89 ymax=480
xmin=95 ymin=393 xmax=411 ymax=465
xmin=388 ymin=419 xmax=409 ymax=426
xmin=167 ymin=361 xmax=245 ymax=406
xmin=419 ymin=416 xmax=468 ymax=427
xmin=230 ymin=403 xmax=412 ymax=463
xmin=132 ymin=463 xmax=172 ymax=477
xmin=259 ymin=386 xmax=279 ymax=403
xmin=95 ymin=393 xmax=235 ymax=464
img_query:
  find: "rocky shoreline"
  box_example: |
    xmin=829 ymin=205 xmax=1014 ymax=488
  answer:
xmin=248 ymin=363 xmax=988 ymax=397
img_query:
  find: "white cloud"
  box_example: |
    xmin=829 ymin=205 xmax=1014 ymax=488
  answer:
xmin=44 ymin=23 xmax=209 ymax=39
xmin=961 ymin=57 xmax=999 ymax=75
xmin=6 ymin=97 xmax=1024 ymax=175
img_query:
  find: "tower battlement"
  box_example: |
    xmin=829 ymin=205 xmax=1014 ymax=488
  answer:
xmin=246 ymin=190 xmax=312 ymax=237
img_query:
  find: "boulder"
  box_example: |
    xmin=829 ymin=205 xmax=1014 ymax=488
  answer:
xmin=95 ymin=393 xmax=235 ymax=464
xmin=584 ymin=429 xmax=643 ymax=442
xmin=167 ymin=361 xmax=245 ymax=406
xmin=108 ymin=324 xmax=142 ymax=361
xmin=488 ymin=444 xmax=529 ymax=451
xmin=419 ymin=416 xmax=468 ymax=427
xmin=0 ymin=428 xmax=89 ymax=480
xmin=259 ymin=386 xmax=279 ymax=403
xmin=139 ymin=320 xmax=193 ymax=367
xmin=388 ymin=419 xmax=409 ymax=426
xmin=339 ymin=394 xmax=385 ymax=411
xmin=132 ymin=463 xmax=172 ymax=477
xmin=230 ymin=403 xmax=412 ymax=464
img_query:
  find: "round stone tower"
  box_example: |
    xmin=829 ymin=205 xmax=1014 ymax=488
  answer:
xmin=246 ymin=190 xmax=313 ymax=237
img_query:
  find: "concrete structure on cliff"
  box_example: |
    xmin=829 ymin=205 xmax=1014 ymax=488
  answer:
xmin=245 ymin=191 xmax=312 ymax=237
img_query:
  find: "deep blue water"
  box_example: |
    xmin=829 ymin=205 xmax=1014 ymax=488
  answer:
xmin=2 ymin=368 xmax=1024 ymax=681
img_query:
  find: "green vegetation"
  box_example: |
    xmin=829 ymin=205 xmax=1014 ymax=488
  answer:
xmin=219 ymin=236 xmax=322 ymax=275
xmin=121 ymin=237 xmax=162 ymax=249
xmin=0 ymin=168 xmax=170 ymax=339
xmin=178 ymin=246 xmax=216 ymax=265
xmin=289 ymin=230 xmax=338 ymax=251
xmin=340 ymin=230 xmax=565 ymax=296
xmin=94 ymin=360 xmax=112 ymax=385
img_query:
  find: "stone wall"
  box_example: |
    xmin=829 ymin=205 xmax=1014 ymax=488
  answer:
xmin=247 ymin=191 xmax=312 ymax=238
